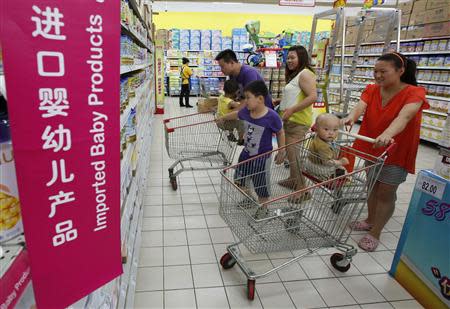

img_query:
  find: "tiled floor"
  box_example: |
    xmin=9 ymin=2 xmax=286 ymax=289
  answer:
xmin=134 ymin=98 xmax=437 ymax=308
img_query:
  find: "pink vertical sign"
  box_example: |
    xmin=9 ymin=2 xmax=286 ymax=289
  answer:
xmin=1 ymin=1 xmax=122 ymax=308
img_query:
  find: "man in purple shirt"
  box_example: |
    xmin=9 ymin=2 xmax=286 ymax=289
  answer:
xmin=215 ymin=49 xmax=273 ymax=109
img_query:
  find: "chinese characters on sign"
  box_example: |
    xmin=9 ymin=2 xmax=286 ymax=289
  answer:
xmin=32 ymin=5 xmax=79 ymax=247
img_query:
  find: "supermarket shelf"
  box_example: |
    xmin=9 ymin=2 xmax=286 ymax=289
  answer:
xmin=403 ymin=50 xmax=450 ymax=56
xmin=427 ymin=95 xmax=450 ymax=102
xmin=423 ymin=109 xmax=448 ymax=117
xmin=353 ymin=75 xmax=374 ymax=80
xmin=417 ymin=66 xmax=450 ymax=70
xmin=421 ymin=123 xmax=444 ymax=131
xmin=420 ymin=135 xmax=441 ymax=144
xmin=120 ymin=80 xmax=151 ymax=130
xmin=120 ymin=63 xmax=151 ymax=75
xmin=128 ymin=0 xmax=147 ymax=30
xmin=337 ymin=35 xmax=450 ymax=47
xmin=121 ymin=22 xmax=152 ymax=51
xmin=418 ymin=80 xmax=449 ymax=86
xmin=356 ymin=64 xmax=375 ymax=68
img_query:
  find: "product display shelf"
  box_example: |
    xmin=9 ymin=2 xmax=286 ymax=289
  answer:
xmin=121 ymin=22 xmax=152 ymax=51
xmin=336 ymin=35 xmax=450 ymax=48
xmin=427 ymin=95 xmax=450 ymax=102
xmin=120 ymin=62 xmax=151 ymax=75
xmin=120 ymin=79 xmax=151 ymax=130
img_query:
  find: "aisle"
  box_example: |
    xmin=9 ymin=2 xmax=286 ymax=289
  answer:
xmin=134 ymin=97 xmax=436 ymax=309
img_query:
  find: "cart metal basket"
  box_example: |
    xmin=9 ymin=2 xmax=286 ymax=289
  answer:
xmin=218 ymin=130 xmax=394 ymax=299
xmin=164 ymin=112 xmax=238 ymax=190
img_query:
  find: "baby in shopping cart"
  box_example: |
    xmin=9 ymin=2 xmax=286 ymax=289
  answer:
xmin=307 ymin=113 xmax=349 ymax=178
xmin=217 ymin=80 xmax=285 ymax=219
xmin=216 ymin=80 xmax=245 ymax=145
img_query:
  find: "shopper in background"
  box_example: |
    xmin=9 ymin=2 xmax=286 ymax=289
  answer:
xmin=342 ymin=52 xmax=429 ymax=252
xmin=276 ymin=45 xmax=317 ymax=203
xmin=215 ymin=49 xmax=273 ymax=109
xmin=180 ymin=57 xmax=193 ymax=108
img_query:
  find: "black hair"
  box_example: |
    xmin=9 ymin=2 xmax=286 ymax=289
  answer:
xmin=377 ymin=52 xmax=417 ymax=86
xmin=243 ymin=80 xmax=268 ymax=98
xmin=285 ymin=45 xmax=314 ymax=83
xmin=223 ymin=79 xmax=239 ymax=96
xmin=215 ymin=49 xmax=238 ymax=63
xmin=182 ymin=57 xmax=189 ymax=64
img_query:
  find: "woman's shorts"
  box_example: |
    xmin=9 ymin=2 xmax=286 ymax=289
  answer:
xmin=369 ymin=163 xmax=408 ymax=186
xmin=283 ymin=121 xmax=309 ymax=141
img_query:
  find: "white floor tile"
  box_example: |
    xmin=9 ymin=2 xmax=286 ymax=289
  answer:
xmin=185 ymin=215 xmax=208 ymax=229
xmin=141 ymin=231 xmax=163 ymax=247
xmin=256 ymin=282 xmax=295 ymax=309
xmin=200 ymin=193 xmax=219 ymax=204
xmin=196 ymin=177 xmax=214 ymax=185
xmin=267 ymin=250 xmax=294 ymax=259
xmin=192 ymin=263 xmax=223 ymax=288
xmin=143 ymin=206 xmax=163 ymax=217
xmin=361 ymin=303 xmax=394 ymax=309
xmin=384 ymin=218 xmax=403 ymax=232
xmin=136 ymin=267 xmax=164 ymax=292
xmin=187 ymin=229 xmax=212 ymax=245
xmin=339 ymin=276 xmax=385 ymax=304
xmin=226 ymin=285 xmax=263 ymax=309
xmin=198 ymin=185 xmax=216 ymax=193
xmin=144 ymin=194 xmax=163 ymax=206
xmin=352 ymin=252 xmax=386 ymax=275
xmin=247 ymin=260 xmax=281 ymax=283
xmin=134 ymin=291 xmax=163 ymax=309
xmin=164 ymin=246 xmax=190 ymax=266
xmin=209 ymin=227 xmax=236 ymax=244
xmin=164 ymin=265 xmax=194 ymax=290
xmin=219 ymin=265 xmax=247 ymax=286
xmin=164 ymin=289 xmax=196 ymax=309
xmin=312 ymin=278 xmax=357 ymax=307
xmin=196 ymin=287 xmax=230 ymax=309
xmin=366 ymin=274 xmax=413 ymax=301
xmin=183 ymin=204 xmax=204 ymax=216
xmin=284 ymin=280 xmax=327 ymax=309
xmin=298 ymin=256 xmax=335 ymax=279
xmin=390 ymin=300 xmax=424 ymax=308
xmin=139 ymin=247 xmax=163 ymax=267
xmin=205 ymin=214 xmax=228 ymax=228
xmin=270 ymin=259 xmax=308 ymax=281
xmin=369 ymin=251 xmax=395 ymax=271
xmin=182 ymin=193 xmax=202 ymax=204
xmin=180 ymin=185 xmax=198 ymax=194
xmin=379 ymin=233 xmax=400 ymax=250
xmin=164 ymin=230 xmax=188 ymax=246
xmin=163 ymin=195 xmax=183 ymax=205
xmin=163 ymin=205 xmax=183 ymax=217
xmin=142 ymin=217 xmax=163 ymax=231
xmin=189 ymin=244 xmax=217 ymax=264
xmin=164 ymin=216 xmax=186 ymax=230
xmin=202 ymin=203 xmax=220 ymax=215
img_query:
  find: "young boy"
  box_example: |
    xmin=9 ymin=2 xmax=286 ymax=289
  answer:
xmin=308 ymin=113 xmax=349 ymax=177
xmin=218 ymin=80 xmax=285 ymax=219
xmin=216 ymin=80 xmax=244 ymax=144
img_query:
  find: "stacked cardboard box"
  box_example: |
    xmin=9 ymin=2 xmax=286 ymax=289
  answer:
xmin=403 ymin=0 xmax=450 ymax=39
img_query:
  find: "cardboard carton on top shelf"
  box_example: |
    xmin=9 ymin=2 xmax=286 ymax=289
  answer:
xmin=406 ymin=25 xmax=425 ymax=38
xmin=411 ymin=0 xmax=428 ymax=14
xmin=409 ymin=11 xmax=426 ymax=25
xmin=402 ymin=14 xmax=411 ymax=26
xmin=426 ymin=0 xmax=449 ymax=9
xmin=423 ymin=21 xmax=450 ymax=37
xmin=424 ymin=5 xmax=450 ymax=24
xmin=398 ymin=1 xmax=414 ymax=14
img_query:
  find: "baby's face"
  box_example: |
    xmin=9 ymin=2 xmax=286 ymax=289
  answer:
xmin=316 ymin=119 xmax=339 ymax=142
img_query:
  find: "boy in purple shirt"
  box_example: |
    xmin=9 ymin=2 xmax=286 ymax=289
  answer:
xmin=215 ymin=49 xmax=273 ymax=109
xmin=218 ymin=80 xmax=285 ymax=219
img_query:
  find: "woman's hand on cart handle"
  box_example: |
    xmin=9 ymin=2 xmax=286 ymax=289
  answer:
xmin=373 ymin=133 xmax=395 ymax=149
xmin=274 ymin=149 xmax=286 ymax=165
xmin=215 ymin=117 xmax=225 ymax=125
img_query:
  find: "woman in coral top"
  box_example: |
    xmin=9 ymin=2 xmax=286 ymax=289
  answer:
xmin=343 ymin=52 xmax=429 ymax=252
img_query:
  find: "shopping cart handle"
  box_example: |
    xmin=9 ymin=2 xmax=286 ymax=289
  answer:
xmin=338 ymin=130 xmax=376 ymax=143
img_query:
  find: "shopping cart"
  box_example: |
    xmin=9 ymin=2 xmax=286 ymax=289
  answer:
xmin=164 ymin=112 xmax=239 ymax=190
xmin=218 ymin=131 xmax=395 ymax=300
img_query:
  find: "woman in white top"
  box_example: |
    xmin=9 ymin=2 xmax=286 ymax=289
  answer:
xmin=276 ymin=45 xmax=317 ymax=203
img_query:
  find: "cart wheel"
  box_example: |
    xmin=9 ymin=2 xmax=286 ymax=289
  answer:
xmin=170 ymin=177 xmax=178 ymax=191
xmin=247 ymin=279 xmax=255 ymax=300
xmin=220 ymin=253 xmax=236 ymax=270
xmin=168 ymin=168 xmax=174 ymax=177
xmin=330 ymin=253 xmax=351 ymax=272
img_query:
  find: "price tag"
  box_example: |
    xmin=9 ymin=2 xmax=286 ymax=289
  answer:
xmin=415 ymin=174 xmax=446 ymax=200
